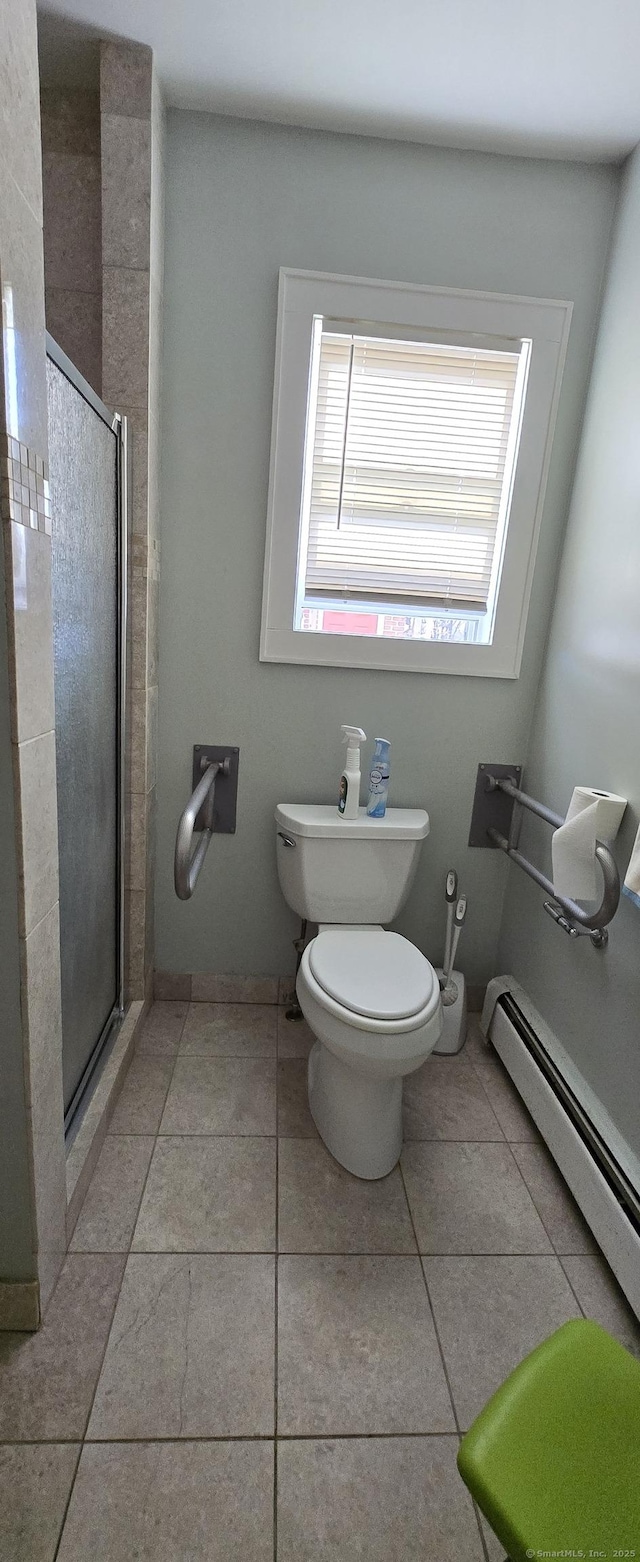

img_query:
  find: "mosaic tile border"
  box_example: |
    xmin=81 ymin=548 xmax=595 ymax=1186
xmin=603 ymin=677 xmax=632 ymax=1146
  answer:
xmin=130 ymin=533 xmax=160 ymax=576
xmin=0 ymin=432 xmax=51 ymax=534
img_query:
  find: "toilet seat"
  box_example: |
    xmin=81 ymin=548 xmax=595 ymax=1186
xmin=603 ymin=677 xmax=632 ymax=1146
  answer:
xmin=309 ymin=928 xmax=437 ymax=1021
xmin=302 ymin=929 xmax=440 ymax=1035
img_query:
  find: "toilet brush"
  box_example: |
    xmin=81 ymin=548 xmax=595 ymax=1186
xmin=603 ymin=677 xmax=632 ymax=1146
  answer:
xmin=443 ymin=869 xmax=457 ymax=976
xmin=441 ymin=895 xmax=467 ymax=1004
xmin=434 ymin=895 xmax=468 ymax=1055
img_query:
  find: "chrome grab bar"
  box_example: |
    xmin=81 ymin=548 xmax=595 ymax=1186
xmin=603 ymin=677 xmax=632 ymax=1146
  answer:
xmin=174 ymin=756 xmax=230 ymax=900
xmin=485 ymin=773 xmax=620 ymax=948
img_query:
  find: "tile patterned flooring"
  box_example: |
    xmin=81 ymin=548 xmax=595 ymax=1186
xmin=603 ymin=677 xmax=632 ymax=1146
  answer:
xmin=2 ymin=1002 xmax=640 ymax=1560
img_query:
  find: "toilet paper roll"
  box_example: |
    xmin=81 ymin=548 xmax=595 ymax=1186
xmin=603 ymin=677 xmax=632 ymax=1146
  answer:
xmin=551 ymin=787 xmax=627 ymax=901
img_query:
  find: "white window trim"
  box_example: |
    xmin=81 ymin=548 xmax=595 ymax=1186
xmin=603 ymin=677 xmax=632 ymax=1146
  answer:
xmin=260 ymin=268 xmax=572 ymax=678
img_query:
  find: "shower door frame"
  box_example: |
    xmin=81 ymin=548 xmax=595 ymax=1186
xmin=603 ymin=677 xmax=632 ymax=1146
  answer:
xmin=46 ymin=333 xmax=129 ymax=1135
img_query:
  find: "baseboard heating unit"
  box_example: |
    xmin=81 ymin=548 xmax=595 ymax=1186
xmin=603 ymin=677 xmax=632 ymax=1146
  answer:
xmin=483 ymin=979 xmax=640 ymax=1319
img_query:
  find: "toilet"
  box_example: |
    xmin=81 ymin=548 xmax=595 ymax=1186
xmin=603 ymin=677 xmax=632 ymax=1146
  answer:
xmin=275 ymin=803 xmax=442 ymax=1178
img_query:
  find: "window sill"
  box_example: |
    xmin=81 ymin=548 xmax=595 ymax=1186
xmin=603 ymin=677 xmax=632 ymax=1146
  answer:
xmin=260 ymin=624 xmax=521 ymax=677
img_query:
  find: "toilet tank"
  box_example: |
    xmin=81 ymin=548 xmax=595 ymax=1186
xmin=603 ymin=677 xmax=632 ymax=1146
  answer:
xmin=275 ymin=804 xmax=429 ymax=924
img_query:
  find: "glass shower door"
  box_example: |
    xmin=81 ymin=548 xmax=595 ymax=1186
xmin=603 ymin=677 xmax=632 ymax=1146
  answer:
xmin=46 ymin=339 xmax=126 ymax=1128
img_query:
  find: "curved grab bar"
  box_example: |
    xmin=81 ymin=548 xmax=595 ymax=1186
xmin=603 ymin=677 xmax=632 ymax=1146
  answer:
xmin=488 ymin=830 xmax=619 ymax=933
xmin=174 ymin=758 xmax=229 ymax=900
xmin=487 ymin=774 xmax=620 ymax=943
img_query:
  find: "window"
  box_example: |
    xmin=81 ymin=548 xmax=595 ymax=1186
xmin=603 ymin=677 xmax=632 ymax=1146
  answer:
xmin=298 ymin=324 xmax=529 ymax=646
xmin=261 ymin=270 xmax=571 ymax=677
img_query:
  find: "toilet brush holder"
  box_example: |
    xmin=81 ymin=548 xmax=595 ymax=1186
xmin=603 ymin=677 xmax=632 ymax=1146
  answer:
xmin=433 ymin=970 xmax=467 ymax=1054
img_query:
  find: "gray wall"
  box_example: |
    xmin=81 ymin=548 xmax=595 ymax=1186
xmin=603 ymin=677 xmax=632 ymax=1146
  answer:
xmin=497 ymin=145 xmax=640 ymax=1159
xmin=156 ymin=111 xmax=618 ymax=983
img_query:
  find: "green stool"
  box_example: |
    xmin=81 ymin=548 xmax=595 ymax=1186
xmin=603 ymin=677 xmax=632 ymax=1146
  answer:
xmin=458 ymin=1318 xmax=640 ymax=1560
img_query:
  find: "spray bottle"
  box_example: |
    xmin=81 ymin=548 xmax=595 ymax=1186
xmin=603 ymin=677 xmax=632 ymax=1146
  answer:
xmin=338 ymin=726 xmax=366 ymax=820
xmin=366 ymin=738 xmax=391 ymax=818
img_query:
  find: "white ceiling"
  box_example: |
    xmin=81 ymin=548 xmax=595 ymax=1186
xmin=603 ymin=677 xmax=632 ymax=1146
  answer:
xmin=37 ymin=0 xmax=640 ymax=162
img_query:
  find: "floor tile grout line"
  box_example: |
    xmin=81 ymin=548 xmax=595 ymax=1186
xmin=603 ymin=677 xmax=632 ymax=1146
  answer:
xmin=51 ymin=1442 xmax=83 ymax=1562
xmin=70 ymin=1010 xmax=181 ymax=1471
xmin=110 ymin=1029 xmax=181 ymax=1138
xmin=70 ymin=1139 xmax=157 ymax=1258
xmin=120 ymin=1114 xmax=164 ymax=1266
xmin=68 ymin=1247 xmax=585 ymax=1258
xmin=463 ymin=1043 xmax=508 ymax=1141
xmin=394 ymin=1157 xmax=418 ymax=1258
xmin=404 ymin=1139 xmax=511 ymax=1147
xmin=73 ymin=1019 xmax=183 ymax=1255
xmin=418 ymin=1287 xmax=459 ymax=1438
xmin=86 ymin=1429 xmax=463 ymax=1440
xmin=107 ymin=1132 xmax=541 ymax=1144
xmin=506 ymin=1143 xmax=597 ymax=1261
xmin=465 ymin=1024 xmax=540 ymax=1143
xmin=471 ymin=1493 xmax=493 ymax=1562
xmin=501 ymin=1138 xmax=566 ymax=1258
xmin=107 ymin=1129 xmax=540 ymax=1142
xmin=113 ymin=1131 xmax=280 ymax=1142
xmin=177 ymin=1051 xmax=278 ymax=1059
xmin=440 ymin=1027 xmax=506 ymax=1133
xmin=398 ymin=1159 xmax=460 ymax=1442
xmin=47 ymin=1253 xmax=129 ymax=1557
xmin=150 ymin=1020 xmax=182 ymax=1137
xmin=0 ymin=1440 xmax=86 ymax=1447
xmin=1 ymin=1431 xmax=478 ymax=1446
xmin=401 ymin=1135 xmax=527 ymax=1145
xmin=556 ymin=1254 xmax=588 ymax=1319
xmin=20 ymin=1015 xmax=179 ymax=1537
xmin=274 ymin=1438 xmax=278 ymax=1560
xmin=76 ymin=1263 xmax=133 ymax=1443
xmin=498 ymin=1139 xmax=558 ymax=1254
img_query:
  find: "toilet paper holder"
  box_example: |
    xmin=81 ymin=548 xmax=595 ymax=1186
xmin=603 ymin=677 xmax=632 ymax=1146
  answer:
xmin=468 ymin=763 xmax=621 ymax=948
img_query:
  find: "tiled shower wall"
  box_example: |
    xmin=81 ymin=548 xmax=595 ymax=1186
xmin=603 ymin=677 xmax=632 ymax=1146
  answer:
xmin=0 ymin=17 xmax=165 ymax=1330
xmin=100 ymin=40 xmax=164 ymax=1002
xmin=40 ymin=39 xmax=165 ymax=1001
xmin=40 ymin=84 xmax=102 ymax=392
xmin=0 ymin=0 xmax=67 ymax=1326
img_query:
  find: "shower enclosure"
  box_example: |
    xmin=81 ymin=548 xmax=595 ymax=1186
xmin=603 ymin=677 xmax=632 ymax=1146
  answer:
xmin=46 ymin=336 xmax=127 ymax=1131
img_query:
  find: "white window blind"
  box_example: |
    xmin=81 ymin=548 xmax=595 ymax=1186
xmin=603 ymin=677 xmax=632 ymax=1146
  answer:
xmin=302 ymin=327 xmax=526 ymax=611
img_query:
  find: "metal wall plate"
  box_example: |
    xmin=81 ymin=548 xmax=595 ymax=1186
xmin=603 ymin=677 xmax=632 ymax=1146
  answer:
xmin=192 ymin=745 xmax=239 ymax=834
xmin=468 ymin=762 xmax=522 ymax=847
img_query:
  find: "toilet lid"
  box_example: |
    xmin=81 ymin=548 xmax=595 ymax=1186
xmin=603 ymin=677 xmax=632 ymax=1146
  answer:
xmin=309 ymin=929 xmax=437 ymax=1021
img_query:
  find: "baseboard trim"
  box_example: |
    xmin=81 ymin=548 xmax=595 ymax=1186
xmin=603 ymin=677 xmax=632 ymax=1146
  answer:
xmin=154 ymin=971 xmax=486 ymax=1010
xmin=489 ymin=995 xmax=640 ymax=1319
xmin=154 ymin=971 xmax=284 ymax=1004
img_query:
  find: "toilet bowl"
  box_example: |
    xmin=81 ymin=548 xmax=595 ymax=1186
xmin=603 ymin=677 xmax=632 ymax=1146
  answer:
xmin=297 ymin=926 xmax=442 ymax=1178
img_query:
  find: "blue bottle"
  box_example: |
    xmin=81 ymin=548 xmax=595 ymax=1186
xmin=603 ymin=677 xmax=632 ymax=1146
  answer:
xmin=366 ymin=738 xmax=391 ymax=818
